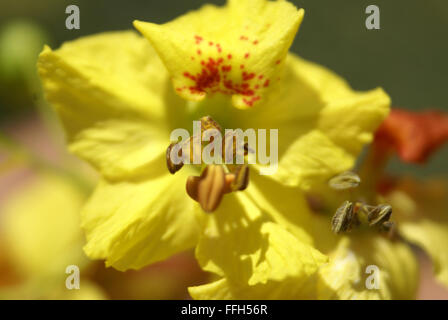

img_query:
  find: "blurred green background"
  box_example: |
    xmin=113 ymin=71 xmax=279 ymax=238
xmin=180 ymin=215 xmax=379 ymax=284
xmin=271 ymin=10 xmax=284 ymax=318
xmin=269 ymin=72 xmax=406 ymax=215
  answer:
xmin=0 ymin=0 xmax=447 ymax=176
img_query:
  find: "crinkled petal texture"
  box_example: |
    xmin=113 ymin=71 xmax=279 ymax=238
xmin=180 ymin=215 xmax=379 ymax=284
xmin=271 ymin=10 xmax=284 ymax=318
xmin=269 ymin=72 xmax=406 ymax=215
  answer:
xmin=82 ymin=164 xmax=202 ymax=271
xmin=312 ymin=216 xmax=418 ymax=300
xmin=171 ymin=53 xmax=390 ymax=190
xmin=246 ymin=54 xmax=390 ymax=190
xmin=38 ymin=31 xmax=178 ymax=181
xmin=189 ymin=181 xmax=328 ymax=300
xmin=134 ymin=0 xmax=304 ymax=108
xmin=38 ymin=31 xmax=202 ymax=270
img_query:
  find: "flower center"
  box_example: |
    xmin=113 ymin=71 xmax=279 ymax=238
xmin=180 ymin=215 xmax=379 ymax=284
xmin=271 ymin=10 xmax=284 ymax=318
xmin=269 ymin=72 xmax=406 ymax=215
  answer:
xmin=165 ymin=115 xmax=250 ymax=213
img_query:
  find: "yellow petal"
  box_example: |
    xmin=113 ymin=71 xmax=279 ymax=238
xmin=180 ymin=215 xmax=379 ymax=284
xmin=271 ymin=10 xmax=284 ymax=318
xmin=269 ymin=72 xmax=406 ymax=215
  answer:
xmin=246 ymin=54 xmax=390 ymax=189
xmin=245 ymin=172 xmax=314 ymax=244
xmin=193 ymin=194 xmax=327 ymax=299
xmin=269 ymin=130 xmax=354 ymax=190
xmin=134 ymin=0 xmax=304 ymax=108
xmin=317 ymin=235 xmax=418 ymax=300
xmin=400 ymin=220 xmax=448 ymax=287
xmin=189 ymin=274 xmax=319 ymax=300
xmin=317 ymin=88 xmax=390 ymax=155
xmin=37 ymin=31 xmax=181 ymax=180
xmin=189 ymin=278 xmax=234 ymax=300
xmin=82 ymin=159 xmax=202 ymax=271
xmin=1 ymin=174 xmax=88 ymax=278
xmin=68 ymin=118 xmax=166 ymax=181
xmin=387 ymin=184 xmax=448 ymax=288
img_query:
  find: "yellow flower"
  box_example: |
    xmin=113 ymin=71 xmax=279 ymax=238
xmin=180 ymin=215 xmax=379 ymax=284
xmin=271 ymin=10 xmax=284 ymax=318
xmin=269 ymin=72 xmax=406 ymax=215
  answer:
xmin=387 ymin=178 xmax=448 ymax=288
xmin=290 ymin=126 xmax=448 ymax=300
xmin=310 ymin=215 xmax=418 ymax=300
xmin=37 ymin=0 xmax=389 ymax=298
xmin=134 ymin=0 xmax=303 ymax=108
xmin=0 ymin=173 xmax=105 ymax=299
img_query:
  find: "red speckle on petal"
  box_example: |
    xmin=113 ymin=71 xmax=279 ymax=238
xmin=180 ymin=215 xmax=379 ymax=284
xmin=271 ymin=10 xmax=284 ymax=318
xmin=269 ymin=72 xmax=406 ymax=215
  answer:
xmin=258 ymin=75 xmax=264 ymax=80
xmin=243 ymin=96 xmax=260 ymax=107
xmin=183 ymin=72 xmax=197 ymax=81
xmin=275 ymin=60 xmax=281 ymax=65
xmin=242 ymin=72 xmax=255 ymax=81
xmin=253 ymin=40 xmax=259 ymax=45
xmin=181 ymin=43 xmax=263 ymax=100
xmin=244 ymin=53 xmax=250 ymax=59
xmin=263 ymin=79 xmax=270 ymax=87
xmin=194 ymin=35 xmax=203 ymax=44
xmin=240 ymin=35 xmax=249 ymax=41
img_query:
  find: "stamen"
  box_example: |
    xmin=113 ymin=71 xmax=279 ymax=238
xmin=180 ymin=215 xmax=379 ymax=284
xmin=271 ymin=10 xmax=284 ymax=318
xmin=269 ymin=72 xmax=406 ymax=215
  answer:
xmin=166 ymin=142 xmax=184 ymax=174
xmin=228 ymin=164 xmax=250 ymax=192
xmin=331 ymin=200 xmax=396 ymax=235
xmin=186 ymin=165 xmax=227 ymax=213
xmin=166 ymin=115 xmax=223 ymax=174
xmin=186 ymin=164 xmax=250 ymax=213
xmin=331 ymin=201 xmax=356 ymax=234
xmin=200 ymin=115 xmax=222 ymax=133
xmin=328 ymin=171 xmax=361 ymax=190
xmin=366 ymin=204 xmax=392 ymax=227
xmin=167 ymin=116 xmax=252 ymax=212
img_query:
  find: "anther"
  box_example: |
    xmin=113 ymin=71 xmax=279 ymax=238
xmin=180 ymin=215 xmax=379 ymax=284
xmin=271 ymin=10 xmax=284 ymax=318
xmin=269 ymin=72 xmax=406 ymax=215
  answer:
xmin=186 ymin=165 xmax=227 ymax=213
xmin=328 ymin=171 xmax=361 ymax=190
xmin=367 ymin=204 xmax=392 ymax=227
xmin=200 ymin=115 xmax=222 ymax=133
xmin=331 ymin=201 xmax=356 ymax=234
xmin=186 ymin=164 xmax=250 ymax=213
xmin=228 ymin=164 xmax=250 ymax=191
xmin=166 ymin=142 xmax=184 ymax=174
